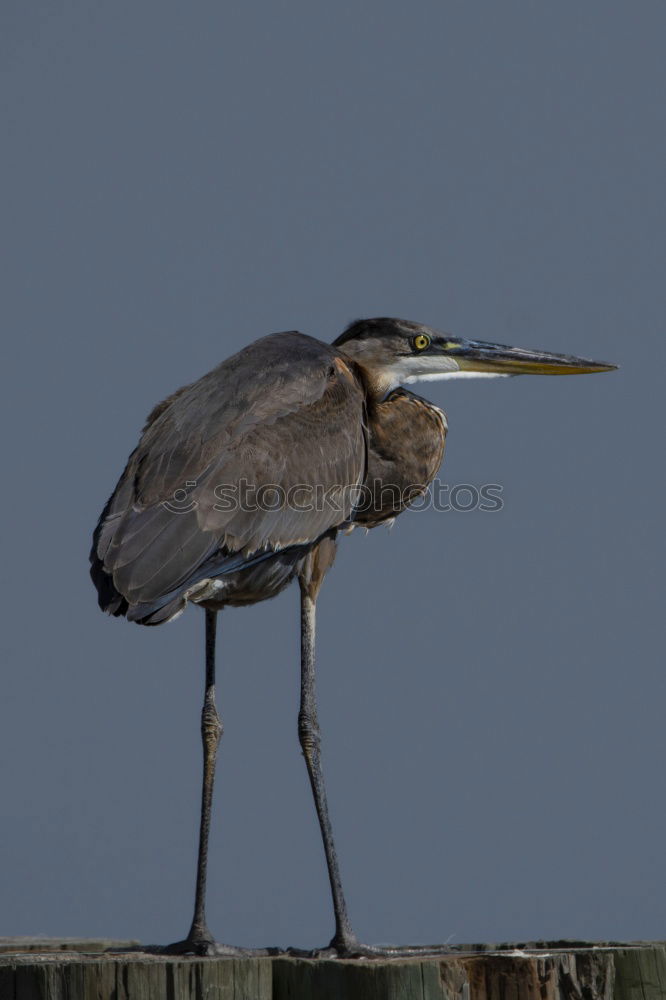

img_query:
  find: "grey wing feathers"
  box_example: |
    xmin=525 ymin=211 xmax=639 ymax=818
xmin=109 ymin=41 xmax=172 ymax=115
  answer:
xmin=90 ymin=332 xmax=366 ymax=623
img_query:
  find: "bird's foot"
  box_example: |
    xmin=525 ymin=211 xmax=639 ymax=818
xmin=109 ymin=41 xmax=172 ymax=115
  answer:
xmin=154 ymin=938 xmax=248 ymax=958
xmin=113 ymin=934 xmax=280 ymax=958
xmin=287 ymin=936 xmax=452 ymax=960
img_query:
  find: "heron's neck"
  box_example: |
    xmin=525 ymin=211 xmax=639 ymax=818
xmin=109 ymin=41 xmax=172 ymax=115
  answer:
xmin=336 ymin=345 xmax=402 ymax=401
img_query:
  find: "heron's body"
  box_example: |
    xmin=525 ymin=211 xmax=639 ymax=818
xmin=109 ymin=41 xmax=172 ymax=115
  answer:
xmin=90 ymin=317 xmax=615 ymax=957
xmin=91 ymin=330 xmax=448 ymax=626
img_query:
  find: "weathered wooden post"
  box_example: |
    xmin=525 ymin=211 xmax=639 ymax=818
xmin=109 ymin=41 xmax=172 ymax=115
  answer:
xmin=1 ymin=938 xmax=664 ymax=999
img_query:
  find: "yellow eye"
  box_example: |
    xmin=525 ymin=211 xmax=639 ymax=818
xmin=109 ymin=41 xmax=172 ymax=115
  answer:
xmin=413 ymin=334 xmax=430 ymax=351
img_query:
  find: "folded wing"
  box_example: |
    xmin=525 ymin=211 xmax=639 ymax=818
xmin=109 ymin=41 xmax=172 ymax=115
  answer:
xmin=90 ymin=332 xmax=366 ymax=620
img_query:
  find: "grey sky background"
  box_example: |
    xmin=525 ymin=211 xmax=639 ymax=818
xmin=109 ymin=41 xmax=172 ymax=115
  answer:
xmin=1 ymin=1 xmax=664 ymax=950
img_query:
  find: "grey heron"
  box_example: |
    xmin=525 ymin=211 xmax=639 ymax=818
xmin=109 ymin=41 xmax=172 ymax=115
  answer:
xmin=91 ymin=317 xmax=615 ymax=957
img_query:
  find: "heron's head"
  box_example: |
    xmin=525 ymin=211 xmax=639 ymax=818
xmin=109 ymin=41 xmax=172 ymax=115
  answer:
xmin=334 ymin=317 xmax=617 ymax=395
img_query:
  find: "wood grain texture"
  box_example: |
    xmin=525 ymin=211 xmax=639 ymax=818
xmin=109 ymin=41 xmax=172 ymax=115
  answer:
xmin=0 ymin=940 xmax=664 ymax=999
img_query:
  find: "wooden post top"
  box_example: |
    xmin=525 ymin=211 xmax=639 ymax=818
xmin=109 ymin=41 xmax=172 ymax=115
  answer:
xmin=1 ymin=938 xmax=664 ymax=999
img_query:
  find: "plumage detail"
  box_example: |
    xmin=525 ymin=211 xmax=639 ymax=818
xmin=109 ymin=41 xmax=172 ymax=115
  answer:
xmin=353 ymin=388 xmax=447 ymax=526
xmin=90 ymin=322 xmax=458 ymax=624
xmin=91 ymin=332 xmax=369 ymax=624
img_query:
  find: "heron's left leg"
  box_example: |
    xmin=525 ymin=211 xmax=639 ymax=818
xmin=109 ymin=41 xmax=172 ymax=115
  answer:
xmin=153 ymin=609 xmax=233 ymax=955
xmin=155 ymin=609 xmax=270 ymax=957
xmin=118 ymin=609 xmax=278 ymax=958
xmin=185 ymin=607 xmax=222 ymax=948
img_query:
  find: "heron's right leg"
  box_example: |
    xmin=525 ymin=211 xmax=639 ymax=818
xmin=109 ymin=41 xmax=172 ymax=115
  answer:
xmin=295 ymin=546 xmax=452 ymax=961
xmin=297 ymin=542 xmax=363 ymax=955
xmin=299 ymin=586 xmax=357 ymax=953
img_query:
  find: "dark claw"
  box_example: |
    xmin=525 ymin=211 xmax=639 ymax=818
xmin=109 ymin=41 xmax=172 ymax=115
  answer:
xmin=112 ymin=940 xmax=279 ymax=958
xmin=160 ymin=938 xmax=220 ymax=957
xmin=285 ymin=938 xmax=452 ymax=960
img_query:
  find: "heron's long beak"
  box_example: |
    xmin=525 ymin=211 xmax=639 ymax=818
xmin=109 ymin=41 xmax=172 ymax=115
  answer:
xmin=451 ymin=339 xmax=617 ymax=376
